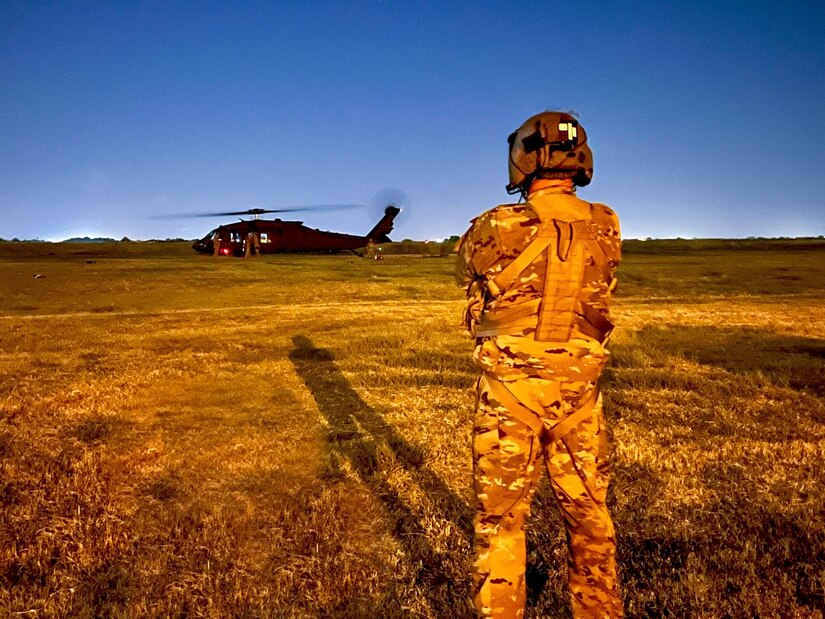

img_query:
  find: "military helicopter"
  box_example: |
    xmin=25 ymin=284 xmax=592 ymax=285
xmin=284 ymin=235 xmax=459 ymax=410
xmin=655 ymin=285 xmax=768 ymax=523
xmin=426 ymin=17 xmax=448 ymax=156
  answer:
xmin=185 ymin=190 xmax=406 ymax=256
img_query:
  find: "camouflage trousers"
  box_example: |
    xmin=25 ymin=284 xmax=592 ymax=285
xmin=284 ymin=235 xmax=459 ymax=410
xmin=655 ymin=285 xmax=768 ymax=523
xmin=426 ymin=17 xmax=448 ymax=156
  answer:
xmin=472 ymin=373 xmax=622 ymax=618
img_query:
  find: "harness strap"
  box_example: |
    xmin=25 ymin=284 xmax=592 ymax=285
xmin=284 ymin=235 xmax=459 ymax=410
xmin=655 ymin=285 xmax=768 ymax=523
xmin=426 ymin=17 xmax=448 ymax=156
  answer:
xmin=476 ymin=200 xmax=617 ymax=342
xmin=536 ymin=233 xmax=585 ymax=342
xmin=486 ymin=233 xmax=553 ymax=298
xmin=472 ymin=299 xmax=542 ymax=336
xmin=483 ymin=374 xmax=548 ymax=440
xmin=545 ymin=390 xmax=599 ymax=445
xmin=576 ymin=220 xmax=615 ymax=282
xmin=483 ymin=373 xmax=599 ymax=446
xmin=572 ymin=318 xmax=606 ymax=342
xmin=582 ymin=238 xmax=613 ymax=282
xmin=578 ymin=303 xmax=615 ymax=338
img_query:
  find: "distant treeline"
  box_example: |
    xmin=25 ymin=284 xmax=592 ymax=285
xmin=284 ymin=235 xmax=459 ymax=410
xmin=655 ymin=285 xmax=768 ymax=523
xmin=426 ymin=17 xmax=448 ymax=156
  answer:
xmin=375 ymin=236 xmax=825 ymax=256
xmin=2 ymin=236 xmax=824 ymax=255
xmin=377 ymin=237 xmax=460 ymax=255
xmin=0 ymin=237 xmax=187 ymax=243
xmin=621 ymin=237 xmax=825 ymax=254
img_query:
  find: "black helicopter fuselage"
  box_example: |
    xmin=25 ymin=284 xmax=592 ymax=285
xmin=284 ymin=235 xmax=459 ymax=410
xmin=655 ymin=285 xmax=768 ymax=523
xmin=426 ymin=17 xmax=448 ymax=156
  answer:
xmin=192 ymin=206 xmax=400 ymax=255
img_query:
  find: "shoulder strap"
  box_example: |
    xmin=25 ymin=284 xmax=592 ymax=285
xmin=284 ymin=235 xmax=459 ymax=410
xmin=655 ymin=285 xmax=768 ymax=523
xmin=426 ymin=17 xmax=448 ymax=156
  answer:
xmin=535 ymin=221 xmax=586 ymax=342
xmin=485 ymin=202 xmax=555 ymax=297
xmin=475 ymin=200 xmax=617 ymax=343
xmin=578 ymin=204 xmax=615 ymax=282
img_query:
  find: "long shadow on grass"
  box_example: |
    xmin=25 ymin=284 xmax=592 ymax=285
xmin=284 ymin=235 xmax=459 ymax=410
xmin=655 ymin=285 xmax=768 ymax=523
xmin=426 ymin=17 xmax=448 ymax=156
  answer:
xmin=289 ymin=335 xmax=474 ymax=618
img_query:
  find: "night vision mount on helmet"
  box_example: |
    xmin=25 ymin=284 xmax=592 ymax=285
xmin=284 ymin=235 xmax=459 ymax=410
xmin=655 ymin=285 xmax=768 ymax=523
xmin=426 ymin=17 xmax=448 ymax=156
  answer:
xmin=506 ymin=111 xmax=594 ymax=196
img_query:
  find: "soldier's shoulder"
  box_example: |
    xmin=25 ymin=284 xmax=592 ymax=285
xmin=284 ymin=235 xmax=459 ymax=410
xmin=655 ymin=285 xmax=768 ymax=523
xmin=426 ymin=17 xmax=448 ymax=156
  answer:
xmin=482 ymin=202 xmax=539 ymax=226
xmin=466 ymin=202 xmax=523 ymax=230
xmin=590 ymin=202 xmax=620 ymax=227
xmin=590 ymin=201 xmax=618 ymax=220
xmin=478 ymin=201 xmax=527 ymax=218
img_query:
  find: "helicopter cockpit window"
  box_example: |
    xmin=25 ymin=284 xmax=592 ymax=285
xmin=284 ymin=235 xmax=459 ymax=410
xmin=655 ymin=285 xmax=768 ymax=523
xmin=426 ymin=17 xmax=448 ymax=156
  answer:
xmin=260 ymin=233 xmax=269 ymax=243
xmin=230 ymin=232 xmax=241 ymax=243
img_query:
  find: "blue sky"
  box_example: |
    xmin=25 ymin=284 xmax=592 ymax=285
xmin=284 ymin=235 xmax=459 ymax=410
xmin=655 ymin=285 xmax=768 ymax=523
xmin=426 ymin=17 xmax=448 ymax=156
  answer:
xmin=1 ymin=1 xmax=823 ymax=241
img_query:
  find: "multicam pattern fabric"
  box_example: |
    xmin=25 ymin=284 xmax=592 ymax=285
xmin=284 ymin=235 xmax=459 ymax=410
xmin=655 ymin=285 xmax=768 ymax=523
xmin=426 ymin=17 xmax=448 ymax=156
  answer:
xmin=458 ymin=182 xmax=623 ymax=618
xmin=473 ymin=375 xmax=620 ymax=618
xmin=457 ymin=187 xmax=620 ymax=349
xmin=245 ymin=232 xmax=261 ymax=257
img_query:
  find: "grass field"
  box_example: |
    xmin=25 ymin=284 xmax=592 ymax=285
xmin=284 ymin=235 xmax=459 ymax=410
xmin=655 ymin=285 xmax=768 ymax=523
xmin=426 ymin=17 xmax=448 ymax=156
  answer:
xmin=1 ymin=242 xmax=823 ymax=618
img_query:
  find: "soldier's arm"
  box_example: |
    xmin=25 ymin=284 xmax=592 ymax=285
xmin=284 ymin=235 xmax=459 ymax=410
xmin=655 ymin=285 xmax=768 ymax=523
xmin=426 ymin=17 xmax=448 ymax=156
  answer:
xmin=456 ymin=212 xmax=502 ymax=336
xmin=454 ymin=222 xmax=478 ymax=335
xmin=592 ymin=203 xmax=622 ymax=292
xmin=455 ymin=220 xmax=478 ymax=289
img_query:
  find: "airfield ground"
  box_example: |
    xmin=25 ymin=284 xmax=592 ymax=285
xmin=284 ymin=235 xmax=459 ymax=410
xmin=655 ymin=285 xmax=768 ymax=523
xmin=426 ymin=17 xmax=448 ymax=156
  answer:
xmin=0 ymin=242 xmax=823 ymax=618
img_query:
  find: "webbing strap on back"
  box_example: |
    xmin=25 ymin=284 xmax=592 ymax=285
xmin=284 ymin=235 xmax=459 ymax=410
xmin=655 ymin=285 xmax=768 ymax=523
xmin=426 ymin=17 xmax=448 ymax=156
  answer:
xmin=477 ymin=200 xmax=617 ymax=342
xmin=472 ymin=298 xmax=542 ymax=337
xmin=483 ymin=373 xmax=599 ymax=446
xmin=536 ymin=221 xmax=586 ymax=342
xmin=485 ymin=232 xmax=553 ymax=298
xmin=581 ymin=234 xmax=612 ymax=282
xmin=486 ymin=201 xmax=615 ymax=299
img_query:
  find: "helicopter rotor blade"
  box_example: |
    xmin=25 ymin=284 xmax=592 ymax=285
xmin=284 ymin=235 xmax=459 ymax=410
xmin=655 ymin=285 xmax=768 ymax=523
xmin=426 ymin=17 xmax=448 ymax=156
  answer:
xmin=368 ymin=188 xmax=411 ymax=229
xmin=151 ymin=204 xmax=365 ymax=220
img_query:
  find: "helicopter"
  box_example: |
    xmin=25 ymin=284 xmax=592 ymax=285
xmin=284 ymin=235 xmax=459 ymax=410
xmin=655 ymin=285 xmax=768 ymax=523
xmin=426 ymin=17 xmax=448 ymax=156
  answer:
xmin=185 ymin=190 xmax=407 ymax=256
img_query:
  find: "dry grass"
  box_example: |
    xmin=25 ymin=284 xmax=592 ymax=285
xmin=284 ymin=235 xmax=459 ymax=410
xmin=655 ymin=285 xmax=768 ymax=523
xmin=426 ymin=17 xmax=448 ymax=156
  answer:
xmin=1 ymin=242 xmax=823 ymax=618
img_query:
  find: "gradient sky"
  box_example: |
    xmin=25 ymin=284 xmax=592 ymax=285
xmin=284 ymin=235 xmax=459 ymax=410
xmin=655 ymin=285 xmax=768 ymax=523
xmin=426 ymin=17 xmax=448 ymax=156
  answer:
xmin=2 ymin=1 xmax=824 ymax=242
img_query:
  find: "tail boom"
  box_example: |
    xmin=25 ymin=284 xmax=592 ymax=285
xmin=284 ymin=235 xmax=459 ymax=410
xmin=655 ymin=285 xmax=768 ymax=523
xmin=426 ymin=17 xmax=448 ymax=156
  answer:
xmin=367 ymin=206 xmax=401 ymax=243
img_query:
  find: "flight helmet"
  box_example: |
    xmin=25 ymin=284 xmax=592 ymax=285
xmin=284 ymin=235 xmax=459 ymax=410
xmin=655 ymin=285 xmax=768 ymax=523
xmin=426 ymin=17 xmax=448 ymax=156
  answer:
xmin=506 ymin=111 xmax=593 ymax=195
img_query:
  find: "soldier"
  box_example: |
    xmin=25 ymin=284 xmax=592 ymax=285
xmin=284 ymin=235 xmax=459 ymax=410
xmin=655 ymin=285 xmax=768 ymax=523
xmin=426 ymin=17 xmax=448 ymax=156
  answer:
xmin=245 ymin=231 xmax=260 ymax=257
xmin=366 ymin=238 xmax=377 ymax=260
xmin=457 ymin=111 xmax=622 ymax=618
xmin=213 ymin=228 xmax=222 ymax=256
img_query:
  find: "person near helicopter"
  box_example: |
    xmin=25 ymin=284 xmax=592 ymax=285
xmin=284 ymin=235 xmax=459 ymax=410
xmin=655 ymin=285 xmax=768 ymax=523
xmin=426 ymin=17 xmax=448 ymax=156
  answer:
xmin=457 ymin=111 xmax=623 ymax=618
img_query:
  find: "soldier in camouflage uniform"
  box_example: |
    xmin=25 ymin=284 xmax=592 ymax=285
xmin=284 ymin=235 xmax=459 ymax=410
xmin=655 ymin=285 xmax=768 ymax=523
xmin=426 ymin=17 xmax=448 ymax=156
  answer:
xmin=457 ymin=112 xmax=622 ymax=618
xmin=213 ymin=228 xmax=222 ymax=256
xmin=245 ymin=231 xmax=261 ymax=257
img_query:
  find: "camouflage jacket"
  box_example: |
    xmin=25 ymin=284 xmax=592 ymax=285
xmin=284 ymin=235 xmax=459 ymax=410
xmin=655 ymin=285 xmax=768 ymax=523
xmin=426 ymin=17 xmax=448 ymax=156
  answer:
xmin=457 ymin=186 xmax=621 ymax=381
